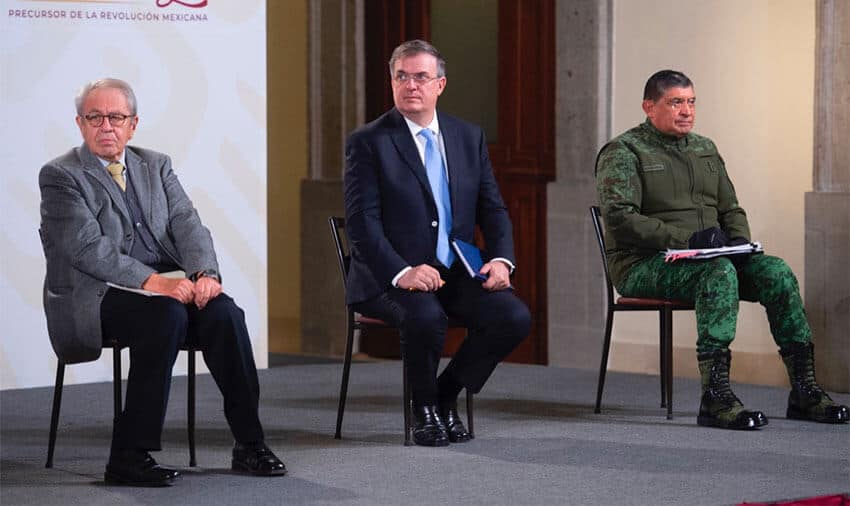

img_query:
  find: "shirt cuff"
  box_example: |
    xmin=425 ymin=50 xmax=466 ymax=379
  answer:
xmin=391 ymin=266 xmax=412 ymax=287
xmin=490 ymin=257 xmax=515 ymax=274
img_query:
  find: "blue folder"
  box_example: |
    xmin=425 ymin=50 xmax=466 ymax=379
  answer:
xmin=451 ymin=239 xmax=488 ymax=281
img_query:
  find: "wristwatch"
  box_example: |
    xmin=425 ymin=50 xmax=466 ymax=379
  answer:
xmin=190 ymin=269 xmax=221 ymax=283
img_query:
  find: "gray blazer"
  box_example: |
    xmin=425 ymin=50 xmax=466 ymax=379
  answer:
xmin=39 ymin=144 xmax=218 ymax=364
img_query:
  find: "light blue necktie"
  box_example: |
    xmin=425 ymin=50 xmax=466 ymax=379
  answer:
xmin=419 ymin=128 xmax=454 ymax=267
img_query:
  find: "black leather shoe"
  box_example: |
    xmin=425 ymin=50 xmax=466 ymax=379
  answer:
xmin=697 ymin=408 xmax=769 ymax=430
xmin=104 ymin=449 xmax=180 ymax=487
xmin=439 ymin=401 xmax=473 ymax=443
xmin=232 ymin=442 xmax=287 ymax=476
xmin=412 ymin=405 xmax=449 ymax=447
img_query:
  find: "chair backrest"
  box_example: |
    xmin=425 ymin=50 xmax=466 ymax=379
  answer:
xmin=328 ymin=216 xmax=350 ymax=285
xmin=589 ymin=206 xmax=616 ymax=305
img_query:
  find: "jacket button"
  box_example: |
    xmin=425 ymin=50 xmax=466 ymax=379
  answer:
xmin=431 ymin=221 xmax=438 ymax=227
xmin=97 ymin=290 xmax=104 ymax=296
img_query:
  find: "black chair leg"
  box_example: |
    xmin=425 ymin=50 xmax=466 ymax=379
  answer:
xmin=187 ymin=349 xmax=197 ymax=467
xmin=49 ymin=348 xmax=121 ymax=469
xmin=113 ymin=347 xmax=122 ymax=424
xmin=46 ymin=362 xmax=65 ymax=468
xmin=335 ymin=315 xmax=356 ymax=439
xmin=659 ymin=310 xmax=667 ymax=408
xmin=403 ymin=358 xmax=412 ymax=446
xmin=466 ymin=389 xmax=474 ymax=438
xmin=663 ymin=306 xmax=674 ymax=420
xmin=594 ymin=308 xmax=615 ymax=414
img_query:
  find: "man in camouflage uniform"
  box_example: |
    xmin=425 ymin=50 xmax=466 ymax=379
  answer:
xmin=595 ymin=70 xmax=848 ymax=430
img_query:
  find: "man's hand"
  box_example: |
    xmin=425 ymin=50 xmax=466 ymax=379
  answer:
xmin=480 ymin=261 xmax=511 ymax=292
xmin=193 ymin=276 xmax=222 ymax=309
xmin=142 ymin=273 xmax=195 ymax=304
xmin=727 ymin=236 xmax=750 ymax=246
xmin=688 ymin=227 xmax=729 ymax=249
xmin=397 ymin=264 xmax=444 ymax=292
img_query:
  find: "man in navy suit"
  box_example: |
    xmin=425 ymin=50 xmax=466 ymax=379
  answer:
xmin=344 ymin=40 xmax=531 ymax=447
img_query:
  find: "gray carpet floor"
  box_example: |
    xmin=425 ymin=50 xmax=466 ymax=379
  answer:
xmin=2 ymin=359 xmax=848 ymax=505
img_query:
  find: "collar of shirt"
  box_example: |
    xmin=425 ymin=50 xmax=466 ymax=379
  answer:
xmin=96 ymin=151 xmax=127 ymax=174
xmin=642 ymin=118 xmax=692 ymax=149
xmin=403 ymin=114 xmax=447 ymax=168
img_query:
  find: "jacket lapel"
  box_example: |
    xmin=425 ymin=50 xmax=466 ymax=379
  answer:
xmin=79 ymin=144 xmax=131 ymax=221
xmin=388 ymin=109 xmax=435 ymax=201
xmin=124 ymin=148 xmax=181 ymax=263
xmin=125 ymin=148 xmax=154 ymax=225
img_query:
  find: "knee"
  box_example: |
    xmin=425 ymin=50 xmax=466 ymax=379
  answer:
xmin=151 ymin=297 xmax=188 ymax=331
xmin=195 ymin=295 xmax=252 ymax=348
xmin=756 ymin=256 xmax=800 ymax=293
xmin=200 ymin=294 xmax=245 ymax=325
xmin=399 ymin=304 xmax=448 ymax=343
xmin=500 ymin=300 xmax=531 ymax=341
xmin=141 ymin=297 xmax=188 ymax=349
xmin=475 ymin=295 xmax=531 ymax=347
xmin=702 ymin=258 xmax=738 ymax=292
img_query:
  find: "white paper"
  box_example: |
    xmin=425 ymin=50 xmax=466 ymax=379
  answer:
xmin=663 ymin=242 xmax=763 ymax=262
xmin=106 ymin=270 xmax=186 ymax=296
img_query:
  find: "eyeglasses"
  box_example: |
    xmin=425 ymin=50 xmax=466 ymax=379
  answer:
xmin=82 ymin=113 xmax=134 ymax=127
xmin=393 ymin=72 xmax=441 ymax=85
xmin=665 ymin=98 xmax=696 ymax=110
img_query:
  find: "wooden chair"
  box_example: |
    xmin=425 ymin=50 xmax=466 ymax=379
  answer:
xmin=590 ymin=206 xmax=694 ymax=419
xmin=46 ymin=340 xmax=198 ymax=468
xmin=328 ymin=216 xmax=474 ymax=445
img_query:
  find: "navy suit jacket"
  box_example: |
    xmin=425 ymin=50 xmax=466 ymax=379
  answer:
xmin=343 ymin=108 xmax=515 ymax=305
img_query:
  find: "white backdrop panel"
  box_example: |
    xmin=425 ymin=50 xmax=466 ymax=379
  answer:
xmin=1 ymin=0 xmax=268 ymax=389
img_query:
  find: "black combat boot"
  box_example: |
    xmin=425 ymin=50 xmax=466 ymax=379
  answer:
xmin=697 ymin=349 xmax=768 ymax=430
xmin=779 ymin=342 xmax=849 ymax=424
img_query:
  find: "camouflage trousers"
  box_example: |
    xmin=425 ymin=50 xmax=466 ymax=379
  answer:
xmin=617 ymin=254 xmax=811 ymax=353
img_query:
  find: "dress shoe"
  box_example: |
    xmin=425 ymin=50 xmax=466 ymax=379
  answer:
xmin=104 ymin=449 xmax=180 ymax=487
xmin=232 ymin=442 xmax=287 ymax=476
xmin=412 ymin=405 xmax=449 ymax=447
xmin=439 ymin=401 xmax=473 ymax=443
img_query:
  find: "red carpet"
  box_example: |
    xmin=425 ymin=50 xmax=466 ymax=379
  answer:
xmin=740 ymin=493 xmax=850 ymax=506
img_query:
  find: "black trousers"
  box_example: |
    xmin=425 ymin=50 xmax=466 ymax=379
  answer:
xmin=101 ymin=289 xmax=263 ymax=452
xmin=353 ymin=262 xmax=531 ymax=405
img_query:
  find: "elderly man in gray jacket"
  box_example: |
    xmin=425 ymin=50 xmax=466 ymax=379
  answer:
xmin=39 ymin=78 xmax=285 ymax=486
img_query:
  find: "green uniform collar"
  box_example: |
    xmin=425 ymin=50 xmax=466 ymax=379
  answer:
xmin=641 ymin=118 xmax=692 ymax=150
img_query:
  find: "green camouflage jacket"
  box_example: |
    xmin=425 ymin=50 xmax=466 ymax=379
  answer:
xmin=595 ymin=119 xmax=750 ymax=287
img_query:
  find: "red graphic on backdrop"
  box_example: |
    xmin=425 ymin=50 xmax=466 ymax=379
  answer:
xmin=156 ymin=0 xmax=208 ymax=7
